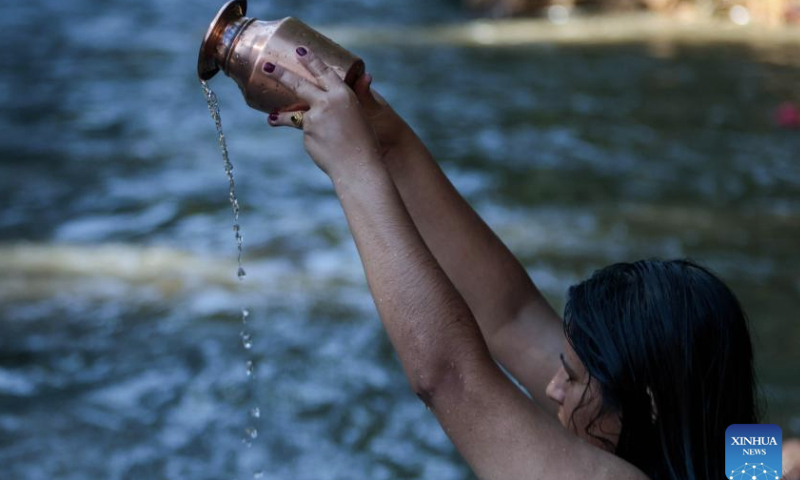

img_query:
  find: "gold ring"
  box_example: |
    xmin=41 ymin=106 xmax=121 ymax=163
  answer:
xmin=290 ymin=111 xmax=304 ymax=129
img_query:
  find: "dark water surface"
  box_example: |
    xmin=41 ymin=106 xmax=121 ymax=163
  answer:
xmin=1 ymin=1 xmax=799 ymax=479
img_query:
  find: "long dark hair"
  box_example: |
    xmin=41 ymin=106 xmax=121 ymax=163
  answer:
xmin=564 ymin=259 xmax=760 ymax=480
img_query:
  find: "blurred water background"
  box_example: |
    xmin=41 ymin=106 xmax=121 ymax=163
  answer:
xmin=1 ymin=0 xmax=799 ymax=479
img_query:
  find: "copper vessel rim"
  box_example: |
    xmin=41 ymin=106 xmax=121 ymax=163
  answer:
xmin=221 ymin=17 xmax=257 ymax=77
xmin=197 ymin=0 xmax=248 ymax=80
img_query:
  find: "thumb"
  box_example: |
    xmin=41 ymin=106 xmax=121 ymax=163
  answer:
xmin=353 ymin=73 xmax=381 ymax=113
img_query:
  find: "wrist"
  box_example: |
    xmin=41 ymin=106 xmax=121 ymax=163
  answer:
xmin=329 ymin=152 xmax=390 ymax=194
xmin=383 ymin=128 xmax=428 ymax=169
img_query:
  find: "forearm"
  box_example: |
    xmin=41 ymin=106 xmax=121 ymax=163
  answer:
xmin=382 ymin=132 xmax=548 ymax=339
xmin=330 ymin=158 xmax=488 ymax=393
xmin=328 ymin=158 xmax=612 ymax=480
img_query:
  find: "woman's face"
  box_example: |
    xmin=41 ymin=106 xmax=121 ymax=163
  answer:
xmin=545 ymin=340 xmax=621 ymax=451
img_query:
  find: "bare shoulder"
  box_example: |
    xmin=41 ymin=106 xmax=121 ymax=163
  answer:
xmin=784 ymin=438 xmax=800 ymax=480
xmin=487 ymin=297 xmax=564 ymax=415
xmin=578 ymin=439 xmax=651 ymax=480
xmin=535 ymin=426 xmax=650 ymax=480
xmin=427 ymin=349 xmax=650 ymax=480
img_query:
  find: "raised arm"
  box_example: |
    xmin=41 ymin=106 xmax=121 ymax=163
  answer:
xmin=328 ymin=145 xmax=642 ymax=480
xmin=264 ymin=49 xmax=646 ymax=480
xmin=351 ymin=75 xmax=563 ymax=414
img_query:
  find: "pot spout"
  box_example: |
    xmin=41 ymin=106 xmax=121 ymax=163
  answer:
xmin=197 ymin=0 xmax=250 ymax=81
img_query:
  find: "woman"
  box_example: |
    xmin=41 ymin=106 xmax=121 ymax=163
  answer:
xmin=262 ymin=47 xmax=785 ymax=479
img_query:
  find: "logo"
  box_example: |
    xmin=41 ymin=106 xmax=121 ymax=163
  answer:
xmin=725 ymin=424 xmax=782 ymax=479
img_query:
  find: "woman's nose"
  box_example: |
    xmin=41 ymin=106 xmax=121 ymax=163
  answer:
xmin=546 ymin=373 xmax=565 ymax=405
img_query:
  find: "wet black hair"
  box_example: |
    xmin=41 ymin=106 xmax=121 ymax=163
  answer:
xmin=564 ymin=259 xmax=760 ymax=480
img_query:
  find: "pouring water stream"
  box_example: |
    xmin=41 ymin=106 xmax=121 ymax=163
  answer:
xmin=201 ymin=79 xmax=263 ymax=478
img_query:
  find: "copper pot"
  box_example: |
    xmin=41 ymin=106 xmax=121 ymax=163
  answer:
xmin=197 ymin=0 xmax=365 ymax=113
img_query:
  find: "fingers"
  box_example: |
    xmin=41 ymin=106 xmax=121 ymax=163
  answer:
xmin=294 ymin=46 xmax=342 ymax=90
xmin=370 ymin=87 xmax=389 ymax=107
xmin=262 ymin=60 xmax=323 ymax=103
xmin=353 ymin=73 xmax=381 ymax=113
xmin=354 ymin=72 xmax=390 ymax=110
xmin=268 ymin=110 xmax=306 ymax=130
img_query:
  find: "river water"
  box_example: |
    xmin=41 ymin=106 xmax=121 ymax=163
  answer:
xmin=1 ymin=1 xmax=799 ymax=479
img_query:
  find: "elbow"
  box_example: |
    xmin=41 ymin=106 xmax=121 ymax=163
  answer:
xmin=410 ymin=370 xmax=441 ymax=408
xmin=402 ymin=309 xmax=490 ymax=408
xmin=408 ymin=358 xmax=469 ymax=410
xmin=414 ymin=386 xmax=435 ymax=408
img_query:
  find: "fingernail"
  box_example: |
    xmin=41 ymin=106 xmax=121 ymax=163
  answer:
xmin=269 ymin=113 xmax=278 ymax=121
xmin=263 ymin=62 xmax=275 ymax=73
xmin=296 ymin=47 xmax=307 ymax=56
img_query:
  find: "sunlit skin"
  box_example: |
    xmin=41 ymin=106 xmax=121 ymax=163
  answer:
xmin=263 ymin=45 xmax=800 ymax=480
xmin=545 ymin=341 xmax=622 ymax=451
xmin=265 ymin=46 xmax=652 ymax=480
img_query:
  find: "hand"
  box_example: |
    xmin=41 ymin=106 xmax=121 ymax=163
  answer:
xmin=350 ymin=73 xmax=420 ymax=159
xmin=265 ymin=47 xmax=381 ymax=177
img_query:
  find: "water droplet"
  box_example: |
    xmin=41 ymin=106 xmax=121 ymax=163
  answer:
xmin=240 ymin=331 xmax=253 ymax=349
xmin=245 ymin=426 xmax=258 ymax=439
xmin=241 ymin=308 xmax=250 ymax=323
xmin=253 ymin=471 xmax=264 ymax=479
xmin=199 ymin=80 xmax=248 ymax=287
xmin=246 ymin=360 xmax=255 ymax=377
xmin=250 ymin=407 xmax=261 ymax=418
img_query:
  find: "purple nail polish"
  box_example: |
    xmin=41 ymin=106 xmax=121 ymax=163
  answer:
xmin=296 ymin=47 xmax=307 ymax=56
xmin=269 ymin=113 xmax=278 ymax=121
xmin=263 ymin=62 xmax=275 ymax=73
